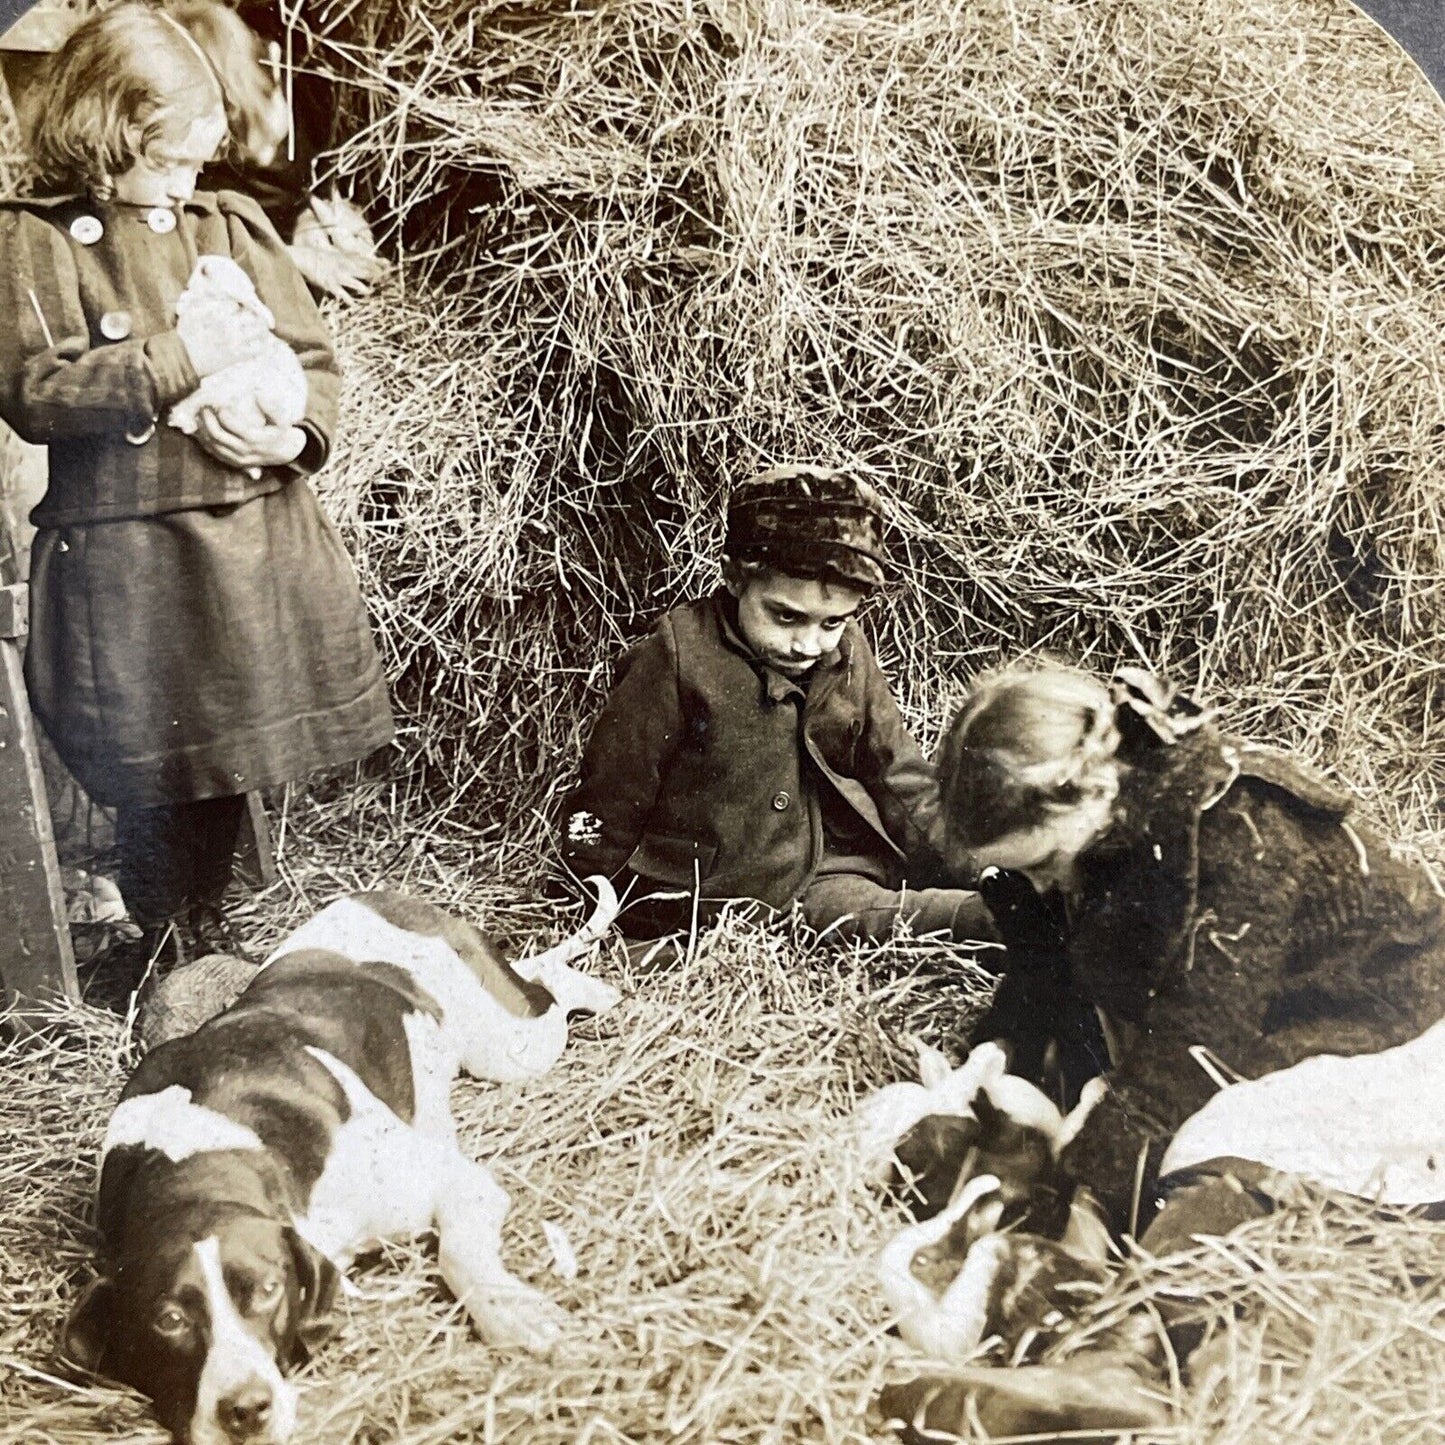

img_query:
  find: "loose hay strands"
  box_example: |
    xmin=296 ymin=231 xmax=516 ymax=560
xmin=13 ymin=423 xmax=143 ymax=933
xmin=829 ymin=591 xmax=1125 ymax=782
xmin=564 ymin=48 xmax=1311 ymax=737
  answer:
xmin=2 ymin=869 xmax=1442 ymax=1445
xmin=1126 ymin=1191 xmax=1445 ymax=1445
xmin=298 ymin=0 xmax=1445 ymax=864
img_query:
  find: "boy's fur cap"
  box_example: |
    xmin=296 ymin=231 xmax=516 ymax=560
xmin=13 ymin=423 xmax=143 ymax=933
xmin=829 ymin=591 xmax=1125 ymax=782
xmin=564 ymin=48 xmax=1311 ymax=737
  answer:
xmin=725 ymin=464 xmax=887 ymax=589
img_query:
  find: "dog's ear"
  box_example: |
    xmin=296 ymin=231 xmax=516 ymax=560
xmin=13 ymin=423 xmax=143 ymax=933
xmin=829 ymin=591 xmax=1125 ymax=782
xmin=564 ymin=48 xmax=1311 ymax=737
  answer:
xmin=58 ymin=1277 xmax=118 ymax=1380
xmin=285 ymin=1229 xmax=340 ymax=1363
xmin=972 ymin=1086 xmax=1002 ymax=1135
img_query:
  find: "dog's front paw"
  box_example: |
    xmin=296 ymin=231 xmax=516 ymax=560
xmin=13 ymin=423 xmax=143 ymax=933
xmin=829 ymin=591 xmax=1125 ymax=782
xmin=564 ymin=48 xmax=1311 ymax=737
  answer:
xmin=571 ymin=976 xmax=623 ymax=1017
xmin=470 ymin=1284 xmax=567 ymax=1356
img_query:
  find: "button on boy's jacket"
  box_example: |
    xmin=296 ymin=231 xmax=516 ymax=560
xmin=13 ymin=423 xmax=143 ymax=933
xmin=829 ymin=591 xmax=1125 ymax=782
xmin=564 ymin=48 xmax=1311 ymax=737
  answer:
xmin=562 ymin=592 xmax=949 ymax=916
xmin=0 ymin=189 xmax=337 ymax=525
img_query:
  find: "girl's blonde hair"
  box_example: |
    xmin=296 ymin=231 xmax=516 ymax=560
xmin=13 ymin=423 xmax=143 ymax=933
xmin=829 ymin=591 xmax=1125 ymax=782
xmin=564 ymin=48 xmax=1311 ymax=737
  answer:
xmin=26 ymin=3 xmax=226 ymax=197
xmin=937 ymin=663 xmax=1122 ymax=856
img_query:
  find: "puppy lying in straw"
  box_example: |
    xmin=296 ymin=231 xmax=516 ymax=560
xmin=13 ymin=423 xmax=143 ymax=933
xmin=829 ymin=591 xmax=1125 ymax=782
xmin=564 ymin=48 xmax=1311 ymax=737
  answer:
xmin=860 ymin=1044 xmax=1167 ymax=1439
xmin=862 ymin=1020 xmax=1445 ymax=1440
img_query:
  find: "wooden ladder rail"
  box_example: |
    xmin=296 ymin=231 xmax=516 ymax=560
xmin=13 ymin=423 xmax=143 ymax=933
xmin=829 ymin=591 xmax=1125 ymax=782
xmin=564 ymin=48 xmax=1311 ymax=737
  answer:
xmin=0 ymin=576 xmax=78 ymax=1006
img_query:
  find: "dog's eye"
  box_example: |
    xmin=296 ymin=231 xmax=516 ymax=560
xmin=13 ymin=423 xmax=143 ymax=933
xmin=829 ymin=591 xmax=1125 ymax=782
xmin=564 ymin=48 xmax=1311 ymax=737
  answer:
xmin=252 ymin=1275 xmax=283 ymax=1308
xmin=154 ymin=1305 xmax=189 ymax=1337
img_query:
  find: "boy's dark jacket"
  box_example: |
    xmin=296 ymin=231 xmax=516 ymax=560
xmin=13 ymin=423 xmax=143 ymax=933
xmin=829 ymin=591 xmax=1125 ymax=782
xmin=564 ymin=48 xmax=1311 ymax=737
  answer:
xmin=562 ymin=591 xmax=951 ymax=927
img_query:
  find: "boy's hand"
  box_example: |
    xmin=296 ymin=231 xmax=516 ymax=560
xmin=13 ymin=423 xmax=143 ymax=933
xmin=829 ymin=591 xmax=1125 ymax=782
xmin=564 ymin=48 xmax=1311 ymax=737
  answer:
xmin=176 ymin=308 xmax=270 ymax=378
xmin=191 ymin=408 xmax=306 ymax=472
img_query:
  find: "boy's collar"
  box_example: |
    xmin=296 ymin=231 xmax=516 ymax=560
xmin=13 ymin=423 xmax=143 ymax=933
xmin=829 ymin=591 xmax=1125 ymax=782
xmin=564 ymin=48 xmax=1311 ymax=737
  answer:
xmin=760 ymin=664 xmax=808 ymax=705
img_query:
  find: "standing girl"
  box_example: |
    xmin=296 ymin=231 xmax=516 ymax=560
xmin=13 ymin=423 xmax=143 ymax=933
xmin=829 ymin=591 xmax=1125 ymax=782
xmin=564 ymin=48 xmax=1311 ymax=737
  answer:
xmin=0 ymin=3 xmax=393 ymax=977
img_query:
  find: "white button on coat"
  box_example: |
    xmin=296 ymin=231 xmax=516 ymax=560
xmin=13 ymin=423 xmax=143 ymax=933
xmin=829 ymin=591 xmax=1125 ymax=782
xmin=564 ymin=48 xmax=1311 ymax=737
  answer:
xmin=69 ymin=215 xmax=103 ymax=245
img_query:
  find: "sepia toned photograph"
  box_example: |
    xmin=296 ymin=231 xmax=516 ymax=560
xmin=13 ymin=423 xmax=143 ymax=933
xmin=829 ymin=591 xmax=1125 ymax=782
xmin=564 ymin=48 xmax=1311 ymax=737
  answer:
xmin=0 ymin=1 xmax=1442 ymax=1441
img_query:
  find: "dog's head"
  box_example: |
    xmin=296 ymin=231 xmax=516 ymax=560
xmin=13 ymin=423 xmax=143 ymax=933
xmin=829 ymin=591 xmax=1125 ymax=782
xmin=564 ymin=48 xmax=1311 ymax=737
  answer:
xmin=61 ymin=1206 xmax=337 ymax=1444
xmin=894 ymin=1076 xmax=1107 ymax=1239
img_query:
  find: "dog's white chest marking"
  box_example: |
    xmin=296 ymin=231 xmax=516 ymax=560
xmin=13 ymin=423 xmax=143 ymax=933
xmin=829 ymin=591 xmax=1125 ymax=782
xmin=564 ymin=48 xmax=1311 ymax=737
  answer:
xmin=102 ymin=1086 xmax=263 ymax=1165
xmin=189 ymin=1236 xmax=297 ymax=1445
xmin=293 ymin=1042 xmax=457 ymax=1265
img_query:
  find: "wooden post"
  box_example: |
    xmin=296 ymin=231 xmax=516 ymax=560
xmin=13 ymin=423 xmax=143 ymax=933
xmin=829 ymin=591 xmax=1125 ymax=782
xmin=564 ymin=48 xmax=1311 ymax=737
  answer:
xmin=234 ymin=790 xmax=278 ymax=889
xmin=0 ymin=580 xmax=77 ymax=1005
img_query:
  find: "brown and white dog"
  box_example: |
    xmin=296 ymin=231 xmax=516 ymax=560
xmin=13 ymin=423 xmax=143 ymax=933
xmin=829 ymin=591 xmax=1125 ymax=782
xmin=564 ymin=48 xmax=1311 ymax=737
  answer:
xmin=60 ymin=883 xmax=621 ymax=1445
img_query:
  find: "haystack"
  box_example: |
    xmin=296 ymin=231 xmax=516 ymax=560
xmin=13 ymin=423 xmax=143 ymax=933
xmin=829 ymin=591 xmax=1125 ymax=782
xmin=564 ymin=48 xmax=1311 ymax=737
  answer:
xmin=300 ymin=0 xmax=1445 ymax=856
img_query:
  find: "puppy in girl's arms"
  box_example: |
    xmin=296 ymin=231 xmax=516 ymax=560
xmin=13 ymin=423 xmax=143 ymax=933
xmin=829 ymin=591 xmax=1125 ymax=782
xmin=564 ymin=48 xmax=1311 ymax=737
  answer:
xmin=167 ymin=254 xmax=308 ymax=472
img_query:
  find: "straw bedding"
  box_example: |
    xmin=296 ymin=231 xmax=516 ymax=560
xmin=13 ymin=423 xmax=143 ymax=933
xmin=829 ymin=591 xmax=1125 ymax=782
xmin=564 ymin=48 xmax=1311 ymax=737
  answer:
xmin=2 ymin=865 xmax=1443 ymax=1445
xmin=5 ymin=0 xmax=1445 ymax=1440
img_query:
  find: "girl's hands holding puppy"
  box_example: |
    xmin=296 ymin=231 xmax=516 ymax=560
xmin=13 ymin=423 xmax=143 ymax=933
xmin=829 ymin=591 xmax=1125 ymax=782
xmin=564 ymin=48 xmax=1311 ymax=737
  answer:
xmin=191 ymin=407 xmax=306 ymax=472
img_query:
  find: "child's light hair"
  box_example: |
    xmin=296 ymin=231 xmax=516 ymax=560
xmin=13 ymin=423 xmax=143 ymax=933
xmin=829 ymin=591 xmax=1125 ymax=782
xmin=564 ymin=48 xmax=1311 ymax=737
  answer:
xmin=26 ymin=2 xmax=227 ymax=197
xmin=163 ymin=0 xmax=291 ymax=170
xmin=937 ymin=663 xmax=1123 ymax=869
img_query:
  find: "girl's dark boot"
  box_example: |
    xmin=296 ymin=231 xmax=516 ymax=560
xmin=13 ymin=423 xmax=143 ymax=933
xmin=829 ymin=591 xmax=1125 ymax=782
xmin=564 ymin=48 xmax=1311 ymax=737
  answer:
xmin=187 ymin=901 xmax=255 ymax=961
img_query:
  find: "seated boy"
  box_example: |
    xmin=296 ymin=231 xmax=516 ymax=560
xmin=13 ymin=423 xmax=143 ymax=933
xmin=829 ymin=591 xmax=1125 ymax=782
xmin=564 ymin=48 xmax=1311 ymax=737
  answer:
xmin=560 ymin=465 xmax=999 ymax=945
